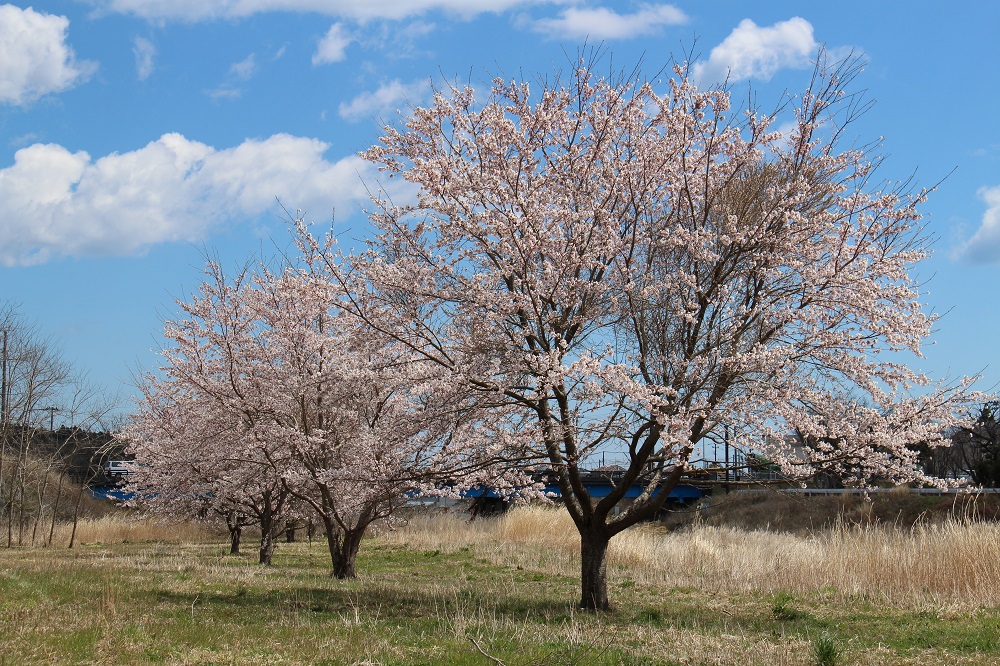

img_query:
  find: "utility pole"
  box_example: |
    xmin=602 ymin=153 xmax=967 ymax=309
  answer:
xmin=1 ymin=328 xmax=7 ymax=429
xmin=41 ymin=406 xmax=58 ymax=432
xmin=723 ymin=423 xmax=730 ymax=494
xmin=1 ymin=329 xmax=7 ymax=544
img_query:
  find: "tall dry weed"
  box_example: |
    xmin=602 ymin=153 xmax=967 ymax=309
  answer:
xmin=46 ymin=515 xmax=214 ymax=546
xmin=388 ymin=505 xmax=1000 ymax=608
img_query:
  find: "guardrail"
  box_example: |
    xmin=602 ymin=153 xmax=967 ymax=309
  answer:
xmin=739 ymin=487 xmax=1000 ymax=496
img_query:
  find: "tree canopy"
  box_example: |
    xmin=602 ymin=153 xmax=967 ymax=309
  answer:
xmin=304 ymin=51 xmax=977 ymax=609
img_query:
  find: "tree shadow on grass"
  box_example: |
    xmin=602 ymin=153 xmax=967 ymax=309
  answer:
xmin=152 ymin=581 xmax=578 ymax=623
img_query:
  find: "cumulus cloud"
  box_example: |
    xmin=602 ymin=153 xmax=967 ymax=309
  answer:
xmin=339 ymin=79 xmax=429 ymax=122
xmin=88 ymin=0 xmax=549 ymax=21
xmin=313 ymin=23 xmax=352 ymax=64
xmin=0 ymin=5 xmax=96 ymax=105
xmin=693 ymin=17 xmax=816 ymax=85
xmin=955 ymin=186 xmax=1000 ymax=263
xmin=533 ymin=4 xmax=687 ymax=40
xmin=0 ymin=134 xmax=400 ymax=265
xmin=133 ymin=36 xmax=156 ymax=80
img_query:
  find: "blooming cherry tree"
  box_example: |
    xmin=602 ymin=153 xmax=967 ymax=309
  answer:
xmin=316 ymin=52 xmax=977 ymax=609
xmin=123 ymin=263 xmax=292 ymax=564
xmin=256 ymin=256 xmax=534 ymax=578
xmin=124 ymin=257 xmax=531 ymax=577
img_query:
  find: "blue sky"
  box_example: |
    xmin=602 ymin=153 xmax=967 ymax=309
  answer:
xmin=1 ymin=0 xmax=998 ymax=421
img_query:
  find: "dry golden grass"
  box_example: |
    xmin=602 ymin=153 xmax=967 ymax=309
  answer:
xmin=390 ymin=505 xmax=1000 ymax=609
xmin=45 ymin=515 xmax=216 ymax=546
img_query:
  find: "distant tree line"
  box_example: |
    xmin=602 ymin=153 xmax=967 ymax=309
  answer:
xmin=916 ymin=402 xmax=1000 ymax=486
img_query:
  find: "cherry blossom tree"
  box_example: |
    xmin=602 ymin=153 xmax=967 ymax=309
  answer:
xmin=124 ymin=258 xmax=531 ymax=576
xmin=123 ymin=264 xmax=292 ymax=564
xmin=313 ymin=51 xmax=978 ymax=609
xmin=249 ymin=261 xmax=532 ymax=578
xmin=124 ymin=386 xmax=289 ymax=562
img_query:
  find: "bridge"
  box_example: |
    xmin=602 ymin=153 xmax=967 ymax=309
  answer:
xmin=463 ymin=469 xmax=707 ymax=512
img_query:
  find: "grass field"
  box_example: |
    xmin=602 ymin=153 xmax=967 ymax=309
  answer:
xmin=2 ymin=507 xmax=1000 ymax=665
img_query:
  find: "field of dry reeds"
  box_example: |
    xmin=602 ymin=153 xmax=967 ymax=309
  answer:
xmin=388 ymin=504 xmax=1000 ymax=609
xmin=45 ymin=514 xmax=216 ymax=546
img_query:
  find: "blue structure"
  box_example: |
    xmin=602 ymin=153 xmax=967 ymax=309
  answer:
xmin=89 ymin=471 xmax=706 ymax=508
xmin=463 ymin=478 xmax=704 ymax=503
xmin=87 ymin=486 xmax=134 ymax=502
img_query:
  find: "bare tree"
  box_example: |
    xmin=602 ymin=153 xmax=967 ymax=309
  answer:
xmin=918 ymin=402 xmax=1000 ymax=485
xmin=0 ymin=302 xmax=120 ymax=547
xmin=1 ymin=303 xmax=72 ymax=546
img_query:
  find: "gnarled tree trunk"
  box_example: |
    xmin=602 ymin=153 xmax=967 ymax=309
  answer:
xmin=326 ymin=525 xmax=365 ymax=579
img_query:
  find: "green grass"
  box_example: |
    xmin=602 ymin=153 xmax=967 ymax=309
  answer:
xmin=1 ymin=536 xmax=999 ymax=665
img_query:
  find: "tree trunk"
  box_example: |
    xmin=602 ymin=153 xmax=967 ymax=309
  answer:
xmin=323 ymin=520 xmax=365 ymax=579
xmin=579 ymin=528 xmax=611 ymax=611
xmin=225 ymin=510 xmax=243 ymax=555
xmin=47 ymin=472 xmax=64 ymax=547
xmin=17 ymin=431 xmax=31 ymax=546
xmin=16 ymin=469 xmax=25 ymax=545
xmin=0 ymin=429 xmax=6 ymax=547
xmin=332 ymin=529 xmax=364 ymax=579
xmin=285 ymin=522 xmax=297 ymax=543
xmin=229 ymin=524 xmax=242 ymax=555
xmin=258 ymin=512 xmax=277 ymax=565
xmin=68 ymin=484 xmax=85 ymax=549
xmin=6 ymin=457 xmax=15 ymax=547
xmin=31 ymin=476 xmax=47 ymax=546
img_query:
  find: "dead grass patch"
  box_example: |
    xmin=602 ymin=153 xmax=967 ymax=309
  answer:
xmin=388 ymin=505 xmax=1000 ymax=609
xmin=44 ymin=515 xmax=217 ymax=546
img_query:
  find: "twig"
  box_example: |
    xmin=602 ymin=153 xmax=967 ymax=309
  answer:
xmin=469 ymin=635 xmax=506 ymax=665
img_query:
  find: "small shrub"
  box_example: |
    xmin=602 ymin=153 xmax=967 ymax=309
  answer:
xmin=812 ymin=634 xmax=840 ymax=666
xmin=771 ymin=592 xmax=802 ymax=621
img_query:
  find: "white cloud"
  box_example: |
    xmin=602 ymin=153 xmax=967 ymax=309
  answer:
xmin=207 ymin=85 xmax=243 ymax=101
xmin=339 ymin=79 xmax=429 ymax=122
xmin=230 ymin=53 xmax=258 ymax=80
xmin=693 ymin=17 xmax=816 ymax=85
xmin=955 ymin=186 xmax=1000 ymax=263
xmin=396 ymin=20 xmax=436 ymax=39
xmin=10 ymin=133 xmax=40 ymax=148
xmin=0 ymin=5 xmax=96 ymax=105
xmin=533 ymin=4 xmax=687 ymax=40
xmin=87 ymin=0 xmax=554 ymax=21
xmin=313 ymin=23 xmax=352 ymax=64
xmin=0 ymin=134 xmax=399 ymax=265
xmin=133 ymin=36 xmax=156 ymax=80
xmin=207 ymin=54 xmax=260 ymax=99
